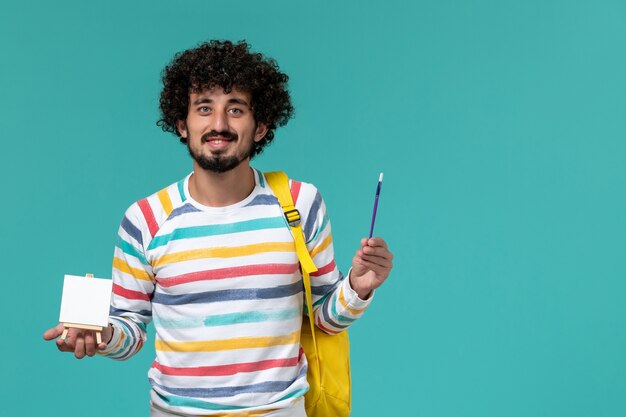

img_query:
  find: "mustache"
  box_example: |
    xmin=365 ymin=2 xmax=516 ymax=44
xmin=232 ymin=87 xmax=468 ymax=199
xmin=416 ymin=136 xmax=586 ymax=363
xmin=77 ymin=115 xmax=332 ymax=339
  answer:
xmin=201 ymin=130 xmax=238 ymax=142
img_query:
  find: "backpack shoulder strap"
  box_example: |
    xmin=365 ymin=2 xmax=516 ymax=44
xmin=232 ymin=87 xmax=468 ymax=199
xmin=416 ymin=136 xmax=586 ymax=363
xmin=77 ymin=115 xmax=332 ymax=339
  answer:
xmin=265 ymin=171 xmax=317 ymax=274
xmin=265 ymin=171 xmax=319 ymax=350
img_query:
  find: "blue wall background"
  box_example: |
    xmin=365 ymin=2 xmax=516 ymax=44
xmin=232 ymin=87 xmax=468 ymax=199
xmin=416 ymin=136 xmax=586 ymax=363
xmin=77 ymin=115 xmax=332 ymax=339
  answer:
xmin=1 ymin=1 xmax=625 ymax=415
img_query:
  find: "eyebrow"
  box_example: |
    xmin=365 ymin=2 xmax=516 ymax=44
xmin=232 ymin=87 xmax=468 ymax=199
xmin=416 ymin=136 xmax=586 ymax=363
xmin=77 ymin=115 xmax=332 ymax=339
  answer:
xmin=192 ymin=97 xmax=250 ymax=106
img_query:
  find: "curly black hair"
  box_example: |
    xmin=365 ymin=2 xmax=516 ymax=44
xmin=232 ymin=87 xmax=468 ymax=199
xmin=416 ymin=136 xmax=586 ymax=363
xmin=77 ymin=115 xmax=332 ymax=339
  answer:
xmin=157 ymin=40 xmax=294 ymax=158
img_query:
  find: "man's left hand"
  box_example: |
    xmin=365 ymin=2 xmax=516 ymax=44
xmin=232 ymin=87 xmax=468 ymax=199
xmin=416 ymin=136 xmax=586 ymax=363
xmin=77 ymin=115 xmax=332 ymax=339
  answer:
xmin=349 ymin=237 xmax=394 ymax=300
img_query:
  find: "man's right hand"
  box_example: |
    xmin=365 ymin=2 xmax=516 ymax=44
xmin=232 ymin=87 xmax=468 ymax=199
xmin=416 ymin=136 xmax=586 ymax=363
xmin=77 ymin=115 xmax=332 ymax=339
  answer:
xmin=43 ymin=323 xmax=113 ymax=359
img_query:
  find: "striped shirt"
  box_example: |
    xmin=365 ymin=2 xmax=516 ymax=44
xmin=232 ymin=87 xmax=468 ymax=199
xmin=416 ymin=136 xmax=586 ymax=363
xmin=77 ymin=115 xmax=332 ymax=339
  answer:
xmin=100 ymin=168 xmax=372 ymax=415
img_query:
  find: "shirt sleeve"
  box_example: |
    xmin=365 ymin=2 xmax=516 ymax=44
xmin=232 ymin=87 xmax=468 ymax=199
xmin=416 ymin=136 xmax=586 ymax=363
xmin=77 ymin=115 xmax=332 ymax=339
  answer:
xmin=297 ymin=183 xmax=373 ymax=334
xmin=99 ymin=203 xmax=155 ymax=360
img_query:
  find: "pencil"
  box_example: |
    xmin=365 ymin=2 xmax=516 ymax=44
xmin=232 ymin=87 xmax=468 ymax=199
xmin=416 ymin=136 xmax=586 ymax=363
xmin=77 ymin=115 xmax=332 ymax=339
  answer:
xmin=368 ymin=172 xmax=384 ymax=239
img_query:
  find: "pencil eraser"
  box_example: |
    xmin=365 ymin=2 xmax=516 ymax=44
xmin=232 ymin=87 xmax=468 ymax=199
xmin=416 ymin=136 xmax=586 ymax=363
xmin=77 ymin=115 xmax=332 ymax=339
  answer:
xmin=379 ymin=172 xmax=384 ymax=182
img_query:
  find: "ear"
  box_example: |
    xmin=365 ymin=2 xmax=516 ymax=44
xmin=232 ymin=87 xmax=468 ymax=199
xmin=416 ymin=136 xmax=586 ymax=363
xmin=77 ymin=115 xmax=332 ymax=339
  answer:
xmin=176 ymin=120 xmax=188 ymax=139
xmin=254 ymin=123 xmax=268 ymax=142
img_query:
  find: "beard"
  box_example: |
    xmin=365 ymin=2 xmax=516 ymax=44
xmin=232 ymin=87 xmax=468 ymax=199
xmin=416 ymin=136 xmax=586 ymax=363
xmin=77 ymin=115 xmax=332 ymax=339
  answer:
xmin=187 ymin=130 xmax=254 ymax=173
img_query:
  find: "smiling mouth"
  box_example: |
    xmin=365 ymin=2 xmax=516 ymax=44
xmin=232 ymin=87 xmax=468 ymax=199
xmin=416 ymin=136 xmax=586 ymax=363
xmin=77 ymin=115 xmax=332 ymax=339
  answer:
xmin=202 ymin=133 xmax=237 ymax=144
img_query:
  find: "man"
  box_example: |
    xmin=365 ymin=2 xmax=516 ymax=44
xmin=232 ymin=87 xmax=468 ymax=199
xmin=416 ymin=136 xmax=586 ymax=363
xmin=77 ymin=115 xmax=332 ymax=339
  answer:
xmin=44 ymin=40 xmax=393 ymax=416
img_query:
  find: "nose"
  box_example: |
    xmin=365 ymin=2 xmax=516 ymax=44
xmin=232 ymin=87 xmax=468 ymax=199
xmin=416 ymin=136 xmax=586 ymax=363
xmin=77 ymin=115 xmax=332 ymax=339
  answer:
xmin=212 ymin=109 xmax=229 ymax=132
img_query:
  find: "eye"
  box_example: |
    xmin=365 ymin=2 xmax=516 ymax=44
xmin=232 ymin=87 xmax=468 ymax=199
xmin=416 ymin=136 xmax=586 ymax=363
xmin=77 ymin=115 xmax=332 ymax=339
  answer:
xmin=228 ymin=108 xmax=244 ymax=115
xmin=198 ymin=106 xmax=211 ymax=113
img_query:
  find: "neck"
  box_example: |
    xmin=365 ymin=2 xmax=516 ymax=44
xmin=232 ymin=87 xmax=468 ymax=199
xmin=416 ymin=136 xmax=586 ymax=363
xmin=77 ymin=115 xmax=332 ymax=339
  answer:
xmin=189 ymin=161 xmax=256 ymax=207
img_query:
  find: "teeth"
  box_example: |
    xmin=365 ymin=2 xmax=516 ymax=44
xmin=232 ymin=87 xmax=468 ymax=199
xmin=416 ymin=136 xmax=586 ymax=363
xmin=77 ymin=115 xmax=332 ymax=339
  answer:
xmin=212 ymin=140 xmax=222 ymax=144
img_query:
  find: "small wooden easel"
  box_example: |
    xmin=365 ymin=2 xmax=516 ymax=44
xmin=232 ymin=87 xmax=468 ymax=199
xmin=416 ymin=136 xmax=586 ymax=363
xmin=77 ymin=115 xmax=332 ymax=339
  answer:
xmin=60 ymin=273 xmax=105 ymax=344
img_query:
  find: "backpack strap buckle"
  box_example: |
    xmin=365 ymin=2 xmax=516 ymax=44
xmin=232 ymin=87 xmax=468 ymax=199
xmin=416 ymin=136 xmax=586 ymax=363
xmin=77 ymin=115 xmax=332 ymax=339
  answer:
xmin=285 ymin=208 xmax=301 ymax=227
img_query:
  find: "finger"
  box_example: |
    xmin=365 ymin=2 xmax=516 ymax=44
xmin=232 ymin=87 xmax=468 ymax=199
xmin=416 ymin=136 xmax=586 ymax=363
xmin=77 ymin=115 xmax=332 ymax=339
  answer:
xmin=355 ymin=258 xmax=391 ymax=279
xmin=56 ymin=338 xmax=74 ymax=352
xmin=43 ymin=323 xmax=64 ymax=341
xmin=65 ymin=328 xmax=80 ymax=348
xmin=56 ymin=327 xmax=80 ymax=351
xmin=84 ymin=332 xmax=97 ymax=357
xmin=353 ymin=254 xmax=366 ymax=268
xmin=361 ymin=254 xmax=393 ymax=267
xmin=367 ymin=237 xmax=388 ymax=249
xmin=74 ymin=332 xmax=86 ymax=359
xmin=357 ymin=248 xmax=394 ymax=267
xmin=353 ymin=250 xmax=393 ymax=269
xmin=362 ymin=245 xmax=394 ymax=260
xmin=98 ymin=325 xmax=112 ymax=350
xmin=359 ymin=254 xmax=393 ymax=270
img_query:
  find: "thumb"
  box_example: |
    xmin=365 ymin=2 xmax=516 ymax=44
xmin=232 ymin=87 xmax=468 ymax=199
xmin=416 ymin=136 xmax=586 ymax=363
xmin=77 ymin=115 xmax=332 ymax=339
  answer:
xmin=42 ymin=323 xmax=64 ymax=341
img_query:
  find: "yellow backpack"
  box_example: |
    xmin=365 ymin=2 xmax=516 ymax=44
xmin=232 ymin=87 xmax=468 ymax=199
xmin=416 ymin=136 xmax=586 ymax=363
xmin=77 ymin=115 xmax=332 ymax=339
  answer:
xmin=265 ymin=171 xmax=351 ymax=417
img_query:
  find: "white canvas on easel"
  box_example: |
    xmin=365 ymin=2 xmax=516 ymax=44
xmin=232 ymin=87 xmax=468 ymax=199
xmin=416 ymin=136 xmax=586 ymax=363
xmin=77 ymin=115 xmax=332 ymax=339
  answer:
xmin=59 ymin=274 xmax=113 ymax=328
